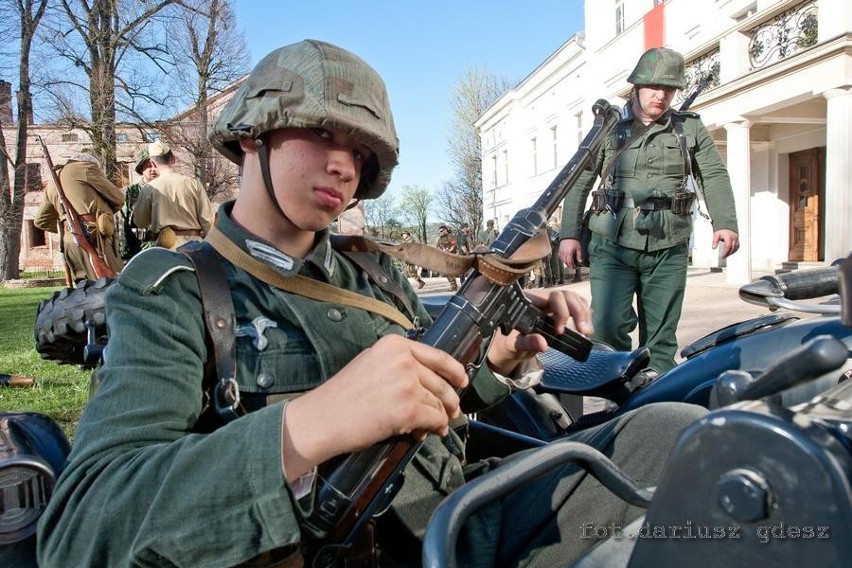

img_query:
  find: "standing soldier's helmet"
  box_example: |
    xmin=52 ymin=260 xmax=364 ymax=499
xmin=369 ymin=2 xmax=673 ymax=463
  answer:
xmin=627 ymin=47 xmax=686 ymax=90
xmin=133 ymin=147 xmax=150 ymax=175
xmin=209 ymin=39 xmax=399 ymax=200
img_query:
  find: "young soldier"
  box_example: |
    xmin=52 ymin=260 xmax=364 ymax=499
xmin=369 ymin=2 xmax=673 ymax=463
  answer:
xmin=559 ymin=47 xmax=739 ymax=373
xmin=39 ymin=40 xmax=704 ymax=566
xmin=132 ymin=140 xmax=214 ymax=249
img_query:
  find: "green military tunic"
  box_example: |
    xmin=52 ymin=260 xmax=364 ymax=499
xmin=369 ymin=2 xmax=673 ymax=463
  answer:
xmin=562 ymin=108 xmax=737 ymax=246
xmin=560 ymin=106 xmax=738 ymax=372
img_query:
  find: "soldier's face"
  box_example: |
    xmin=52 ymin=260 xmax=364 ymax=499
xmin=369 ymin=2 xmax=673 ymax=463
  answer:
xmin=632 ymin=85 xmax=676 ymax=122
xmin=140 ymin=161 xmax=158 ymax=183
xmin=262 ymin=127 xmax=372 ymax=232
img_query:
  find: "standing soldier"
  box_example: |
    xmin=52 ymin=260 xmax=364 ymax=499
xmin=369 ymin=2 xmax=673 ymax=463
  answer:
xmin=132 ymin=141 xmax=214 ymax=250
xmin=559 ymin=47 xmax=739 ymax=373
xmin=34 ymin=151 xmax=125 ymax=282
xmin=479 ymin=219 xmax=498 ymax=247
xmin=118 ymin=147 xmax=159 ymax=260
xmin=435 ymin=224 xmax=458 ymax=291
xmin=399 ymin=231 xmax=425 ymax=289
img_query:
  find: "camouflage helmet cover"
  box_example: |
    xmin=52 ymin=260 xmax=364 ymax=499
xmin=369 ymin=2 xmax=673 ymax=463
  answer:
xmin=209 ymin=39 xmax=399 ymax=200
xmin=133 ymin=147 xmax=150 ymax=174
xmin=627 ymin=47 xmax=686 ymax=90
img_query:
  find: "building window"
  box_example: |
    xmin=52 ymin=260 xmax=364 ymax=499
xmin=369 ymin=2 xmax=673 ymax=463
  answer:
xmin=24 ymin=163 xmax=41 ymax=192
xmin=551 ymin=126 xmax=558 ymax=169
xmin=531 ymin=137 xmax=538 ymax=176
xmin=503 ymin=149 xmax=509 ymax=185
xmin=576 ymin=112 xmax=584 ymax=146
xmin=615 ymin=0 xmax=625 ymax=35
xmin=61 ymin=133 xmax=79 ymax=142
xmin=28 ymin=220 xmax=47 ymax=247
xmin=116 ymin=132 xmax=128 ymax=142
xmin=492 ymin=154 xmax=498 ymax=188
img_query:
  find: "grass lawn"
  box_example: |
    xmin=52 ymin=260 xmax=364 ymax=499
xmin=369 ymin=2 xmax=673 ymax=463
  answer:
xmin=0 ymin=285 xmax=91 ymax=439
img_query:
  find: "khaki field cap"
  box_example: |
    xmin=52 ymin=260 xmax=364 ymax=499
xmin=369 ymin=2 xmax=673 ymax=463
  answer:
xmin=147 ymin=141 xmax=171 ymax=159
xmin=627 ymin=47 xmax=686 ymax=90
xmin=133 ymin=147 xmax=150 ymax=174
xmin=209 ymin=39 xmax=399 ymax=200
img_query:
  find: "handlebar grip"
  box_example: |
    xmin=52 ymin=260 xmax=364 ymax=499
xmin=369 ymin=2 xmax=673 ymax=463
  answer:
xmin=765 ymin=266 xmax=839 ymax=300
xmin=738 ymin=335 xmax=847 ymax=402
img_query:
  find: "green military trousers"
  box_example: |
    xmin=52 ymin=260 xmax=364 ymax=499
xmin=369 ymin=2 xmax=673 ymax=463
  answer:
xmin=587 ymin=233 xmax=689 ymax=373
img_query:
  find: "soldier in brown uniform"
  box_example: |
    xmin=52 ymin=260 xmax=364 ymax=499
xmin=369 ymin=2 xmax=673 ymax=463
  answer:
xmin=34 ymin=152 xmax=125 ymax=282
xmin=132 ymin=141 xmax=214 ymax=250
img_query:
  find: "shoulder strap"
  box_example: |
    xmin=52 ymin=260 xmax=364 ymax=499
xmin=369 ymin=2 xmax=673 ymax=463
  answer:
xmin=671 ymin=116 xmax=710 ymax=219
xmin=181 ymin=241 xmax=242 ymax=425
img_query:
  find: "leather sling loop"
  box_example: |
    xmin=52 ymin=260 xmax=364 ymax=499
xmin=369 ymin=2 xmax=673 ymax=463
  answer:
xmin=330 ymin=231 xmax=552 ymax=285
xmin=181 ymin=241 xmax=241 ymax=422
xmin=205 ymin=227 xmax=415 ymax=330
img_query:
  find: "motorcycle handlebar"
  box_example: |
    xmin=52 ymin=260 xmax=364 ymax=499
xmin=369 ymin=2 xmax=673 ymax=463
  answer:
xmin=739 ymin=265 xmax=840 ymax=313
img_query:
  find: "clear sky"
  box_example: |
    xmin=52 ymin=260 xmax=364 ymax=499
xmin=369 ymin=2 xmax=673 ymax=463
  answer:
xmin=230 ymin=0 xmax=585 ymax=200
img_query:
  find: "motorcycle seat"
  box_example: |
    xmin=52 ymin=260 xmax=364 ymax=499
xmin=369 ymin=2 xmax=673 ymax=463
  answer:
xmin=537 ymin=346 xmax=651 ymax=404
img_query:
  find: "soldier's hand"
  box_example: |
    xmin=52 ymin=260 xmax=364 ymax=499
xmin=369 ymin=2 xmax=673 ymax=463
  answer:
xmin=712 ymin=229 xmax=740 ymax=259
xmin=559 ymin=238 xmax=583 ymax=268
xmin=280 ymin=335 xmax=467 ymax=480
xmin=486 ymin=288 xmax=593 ymax=376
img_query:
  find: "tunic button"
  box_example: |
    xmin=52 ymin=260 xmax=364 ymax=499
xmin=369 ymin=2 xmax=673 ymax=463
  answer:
xmin=327 ymin=308 xmax=343 ymax=322
xmin=256 ymin=371 xmax=274 ymax=389
xmin=378 ymin=275 xmax=389 ymax=284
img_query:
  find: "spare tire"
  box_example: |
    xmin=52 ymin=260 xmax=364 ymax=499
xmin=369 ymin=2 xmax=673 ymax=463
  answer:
xmin=34 ymin=278 xmax=113 ymax=367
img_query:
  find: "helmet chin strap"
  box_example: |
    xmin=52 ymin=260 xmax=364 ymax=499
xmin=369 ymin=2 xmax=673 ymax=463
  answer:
xmin=254 ymin=135 xmax=289 ymax=221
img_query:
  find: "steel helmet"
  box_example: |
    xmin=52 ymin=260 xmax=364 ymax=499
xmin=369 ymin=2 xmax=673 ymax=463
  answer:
xmin=209 ymin=39 xmax=399 ymax=200
xmin=627 ymin=47 xmax=686 ymax=90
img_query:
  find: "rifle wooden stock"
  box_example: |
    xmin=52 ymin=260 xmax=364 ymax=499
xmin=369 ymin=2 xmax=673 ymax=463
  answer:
xmin=36 ymin=137 xmax=116 ymax=280
xmin=304 ymin=100 xmax=621 ymax=563
xmin=0 ymin=374 xmax=36 ymax=388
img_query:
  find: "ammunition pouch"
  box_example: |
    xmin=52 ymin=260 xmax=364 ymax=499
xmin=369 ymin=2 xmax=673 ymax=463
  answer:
xmin=604 ymin=189 xmax=625 ymax=213
xmin=96 ymin=212 xmax=115 ymax=237
xmin=590 ymin=190 xmax=608 ymax=213
xmin=672 ymin=191 xmax=696 ymax=215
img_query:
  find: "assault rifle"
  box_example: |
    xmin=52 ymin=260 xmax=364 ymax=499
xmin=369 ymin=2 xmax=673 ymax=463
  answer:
xmin=303 ymin=99 xmax=622 ymax=565
xmin=36 ymin=137 xmax=117 ymax=280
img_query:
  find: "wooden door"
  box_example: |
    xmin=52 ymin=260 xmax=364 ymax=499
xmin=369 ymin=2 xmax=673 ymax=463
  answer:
xmin=788 ymin=148 xmax=822 ymax=262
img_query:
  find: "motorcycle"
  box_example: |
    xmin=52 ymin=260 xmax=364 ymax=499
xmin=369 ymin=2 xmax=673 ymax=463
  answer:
xmin=422 ymin=254 xmax=852 ymax=567
xmin=417 ymin=261 xmax=850 ymax=443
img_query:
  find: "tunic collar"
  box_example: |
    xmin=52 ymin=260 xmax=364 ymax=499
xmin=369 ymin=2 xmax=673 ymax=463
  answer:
xmin=214 ymin=201 xmax=338 ymax=281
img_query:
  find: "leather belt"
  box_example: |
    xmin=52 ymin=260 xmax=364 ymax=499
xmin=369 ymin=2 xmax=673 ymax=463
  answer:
xmin=621 ymin=196 xmax=672 ymax=211
xmin=65 ymin=213 xmax=97 ymax=224
xmin=172 ymin=228 xmax=203 ymax=236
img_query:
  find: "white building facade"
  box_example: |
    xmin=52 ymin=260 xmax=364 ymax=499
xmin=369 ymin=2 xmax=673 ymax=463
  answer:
xmin=477 ymin=0 xmax=851 ymax=282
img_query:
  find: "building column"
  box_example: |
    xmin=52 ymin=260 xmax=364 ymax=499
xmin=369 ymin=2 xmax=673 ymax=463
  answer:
xmin=823 ymin=88 xmax=852 ymax=263
xmin=723 ymin=121 xmax=752 ymax=284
